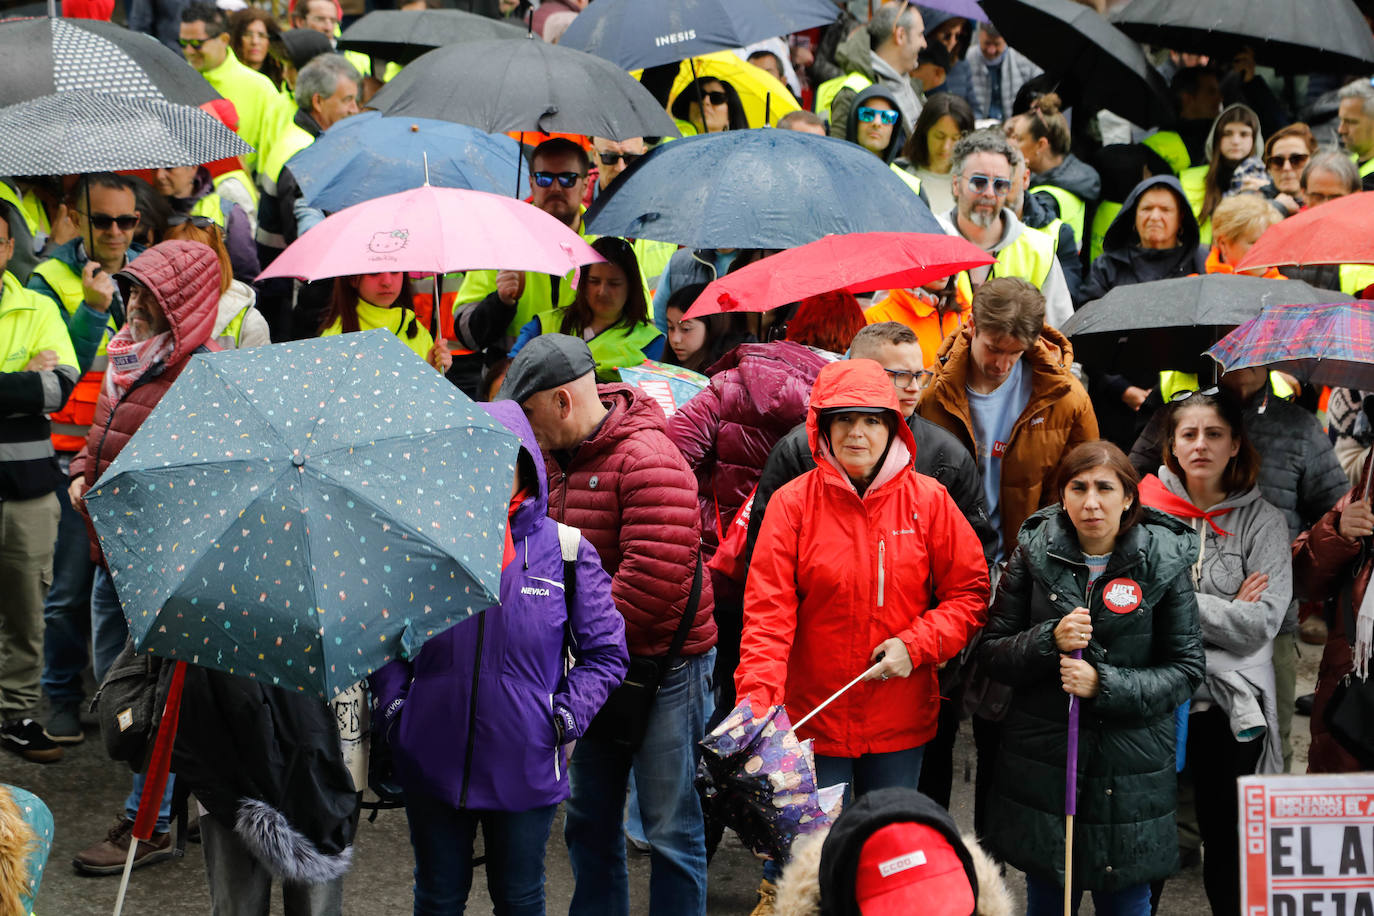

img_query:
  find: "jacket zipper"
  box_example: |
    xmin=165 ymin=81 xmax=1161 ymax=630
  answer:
xmin=549 ymin=693 xmax=560 ymax=781
xmin=877 ymin=538 xmax=886 ymax=607
xmin=458 ymin=612 xmax=486 ymax=810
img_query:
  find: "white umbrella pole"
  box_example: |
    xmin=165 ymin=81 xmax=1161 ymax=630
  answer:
xmin=792 ymin=660 xmax=885 ymax=731
xmin=1064 ymin=815 xmax=1074 ymax=916
xmin=112 ymin=837 xmax=139 ymax=916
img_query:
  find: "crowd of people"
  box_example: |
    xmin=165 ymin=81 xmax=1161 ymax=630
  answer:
xmin=3 ymin=0 xmax=1374 ymax=915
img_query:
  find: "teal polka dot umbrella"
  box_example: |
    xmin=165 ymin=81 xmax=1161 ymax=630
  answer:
xmin=85 ymin=331 xmax=520 ymax=699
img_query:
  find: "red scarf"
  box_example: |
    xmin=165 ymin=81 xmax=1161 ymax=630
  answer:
xmin=1138 ymin=474 xmax=1234 ymax=536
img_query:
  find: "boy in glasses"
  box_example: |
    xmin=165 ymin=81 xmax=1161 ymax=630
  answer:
xmin=937 ymin=130 xmax=1073 ymax=328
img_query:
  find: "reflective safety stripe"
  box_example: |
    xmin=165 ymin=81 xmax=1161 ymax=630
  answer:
xmin=50 ymin=421 xmax=90 ymax=438
xmin=90 ymin=353 xmax=108 ymax=372
xmin=0 ymin=439 xmax=56 ymax=462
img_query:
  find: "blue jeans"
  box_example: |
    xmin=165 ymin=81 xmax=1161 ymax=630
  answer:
xmin=764 ymin=745 xmax=926 ymax=881
xmin=404 ymin=792 xmax=556 ymax=916
xmin=1026 ymin=875 xmax=1152 ymax=916
xmin=41 ymin=467 xmax=94 ymax=704
xmin=92 ymin=566 xmax=174 ymax=832
xmin=565 ymin=649 xmax=714 ymax=916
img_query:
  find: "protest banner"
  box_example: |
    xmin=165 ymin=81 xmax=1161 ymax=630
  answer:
xmin=1240 ymin=773 xmax=1374 ymax=916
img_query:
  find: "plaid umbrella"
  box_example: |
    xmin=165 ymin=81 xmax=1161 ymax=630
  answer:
xmin=0 ymin=91 xmax=253 ymax=176
xmin=0 ymin=17 xmax=219 ymax=107
xmin=1206 ymin=300 xmax=1374 ymax=391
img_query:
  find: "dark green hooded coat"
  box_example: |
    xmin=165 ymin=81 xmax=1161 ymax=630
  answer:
xmin=978 ymin=505 xmax=1204 ymax=891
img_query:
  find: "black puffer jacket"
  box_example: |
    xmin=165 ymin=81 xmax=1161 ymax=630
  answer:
xmin=744 ymin=411 xmax=995 ymax=566
xmin=979 ymin=506 xmax=1204 ymax=891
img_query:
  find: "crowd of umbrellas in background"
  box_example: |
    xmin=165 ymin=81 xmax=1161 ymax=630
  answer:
xmin=6 ymin=0 xmax=1374 ymax=906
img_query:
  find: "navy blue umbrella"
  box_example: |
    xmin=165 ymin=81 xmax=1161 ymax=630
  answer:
xmin=557 ymin=0 xmax=841 ymax=71
xmin=584 ymin=129 xmax=942 ymax=250
xmin=288 ymin=111 xmax=525 ymax=211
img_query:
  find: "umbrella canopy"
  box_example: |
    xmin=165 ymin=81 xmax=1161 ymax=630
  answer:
xmin=338 ymin=8 xmax=526 ymax=64
xmin=0 ymin=16 xmax=220 ymax=107
xmin=617 ymin=360 xmax=708 ymax=417
xmin=557 ymin=0 xmax=840 ymax=71
xmin=980 ymin=0 xmax=1174 ymax=127
xmin=288 ymin=111 xmax=524 ymax=212
xmin=666 ymin=51 xmax=800 ymax=128
xmin=697 ymin=698 xmax=833 ymax=863
xmin=366 ymin=38 xmax=680 ymax=141
xmin=683 ymin=232 xmax=993 ymax=319
xmin=1061 ymin=274 xmax=1352 ymax=376
xmin=1206 ymin=300 xmax=1374 ymax=390
xmin=85 ymin=331 xmax=521 ymax=699
xmin=1236 ymin=192 xmax=1374 ymax=272
xmin=0 ymin=91 xmax=253 ymax=176
xmin=258 ymin=184 xmax=603 ymax=283
xmin=918 ymin=0 xmax=988 ymax=23
xmin=1109 ymin=0 xmax=1374 ymax=74
xmin=584 ymin=130 xmax=942 ymax=249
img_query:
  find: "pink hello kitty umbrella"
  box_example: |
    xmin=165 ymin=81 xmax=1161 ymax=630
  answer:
xmin=257 ymin=185 xmax=604 ymax=284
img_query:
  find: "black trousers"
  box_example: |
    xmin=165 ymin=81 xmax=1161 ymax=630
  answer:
xmin=1188 ymin=706 xmax=1264 ymax=916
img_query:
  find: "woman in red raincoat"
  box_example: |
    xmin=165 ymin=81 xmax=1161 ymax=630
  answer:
xmin=737 ymin=358 xmax=990 ymax=791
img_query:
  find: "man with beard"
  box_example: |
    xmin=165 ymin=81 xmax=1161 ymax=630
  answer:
xmin=936 ymin=130 xmax=1073 ymax=327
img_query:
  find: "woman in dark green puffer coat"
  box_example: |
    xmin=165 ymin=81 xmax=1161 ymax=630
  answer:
xmin=979 ymin=441 xmax=1204 ymax=916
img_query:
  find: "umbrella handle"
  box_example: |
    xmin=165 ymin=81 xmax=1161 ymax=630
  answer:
xmin=792 ymin=660 xmax=885 ymax=731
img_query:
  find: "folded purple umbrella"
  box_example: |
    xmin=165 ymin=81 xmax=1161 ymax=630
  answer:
xmin=919 ymin=0 xmax=990 ymax=24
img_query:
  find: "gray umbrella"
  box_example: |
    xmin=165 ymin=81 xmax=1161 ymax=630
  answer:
xmin=338 ymin=9 xmax=526 ymax=64
xmin=366 ymin=38 xmax=680 ymax=141
xmin=0 ymin=17 xmax=220 ymax=108
xmin=0 ymin=91 xmax=253 ymax=176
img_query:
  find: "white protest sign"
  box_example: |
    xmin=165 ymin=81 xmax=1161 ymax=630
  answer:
xmin=1239 ymin=773 xmax=1374 ymax=916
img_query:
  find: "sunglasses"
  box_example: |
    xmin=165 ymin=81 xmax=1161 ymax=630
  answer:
xmin=85 ymin=212 xmax=139 ymax=231
xmin=168 ymin=214 xmax=216 ymax=229
xmin=856 ymin=107 xmax=900 ymax=126
xmin=532 ymin=171 xmax=584 ymax=188
xmin=884 ymin=367 xmax=933 ymax=389
xmin=1266 ymin=152 xmax=1310 ymax=170
xmin=1169 ymin=386 xmax=1220 ymax=403
xmin=698 ymin=90 xmax=727 ymax=105
xmin=178 ymin=35 xmax=221 ymax=48
xmin=597 ymin=151 xmax=641 ymax=167
xmin=964 ymin=173 xmax=1012 ymax=195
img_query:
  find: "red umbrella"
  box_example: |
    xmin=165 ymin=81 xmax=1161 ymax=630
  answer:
xmin=682 ymin=232 xmax=994 ymax=319
xmin=1236 ymin=192 xmax=1374 ymax=273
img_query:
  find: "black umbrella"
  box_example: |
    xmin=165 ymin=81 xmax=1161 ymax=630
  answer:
xmin=1110 ymin=0 xmax=1374 ymax=75
xmin=1062 ymin=274 xmax=1353 ymax=377
xmin=338 ymin=9 xmax=526 ymax=65
xmin=584 ymin=129 xmax=942 ymax=249
xmin=980 ymin=0 xmax=1174 ymax=127
xmin=0 ymin=91 xmax=252 ymax=176
xmin=0 ymin=16 xmax=219 ymax=108
xmin=366 ymin=38 xmax=679 ymax=141
xmin=557 ymin=0 xmax=841 ymax=71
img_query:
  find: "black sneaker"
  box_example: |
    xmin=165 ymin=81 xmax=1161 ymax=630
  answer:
xmin=0 ymin=718 xmax=63 ymax=763
xmin=44 ymin=701 xmax=85 ymax=745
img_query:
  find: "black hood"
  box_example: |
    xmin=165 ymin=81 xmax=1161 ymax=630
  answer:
xmin=845 ymin=83 xmax=908 ymax=164
xmin=1102 ymin=173 xmax=1200 ymax=253
xmin=818 ymin=787 xmax=978 ymax=916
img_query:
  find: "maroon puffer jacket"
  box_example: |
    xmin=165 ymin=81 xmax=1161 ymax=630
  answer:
xmin=667 ymin=342 xmax=829 ymax=549
xmin=545 ymin=385 xmax=716 ymax=657
xmin=72 ymin=241 xmax=222 ymax=560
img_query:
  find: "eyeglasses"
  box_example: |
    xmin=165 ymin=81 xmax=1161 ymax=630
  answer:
xmin=168 ymin=214 xmax=216 ymax=229
xmin=698 ymin=90 xmax=727 ymax=106
xmin=1169 ymin=386 xmax=1219 ymax=403
xmin=1266 ymin=152 xmax=1310 ymax=170
xmin=596 ymin=151 xmax=641 ymax=167
xmin=178 ymin=35 xmax=221 ymax=48
xmin=85 ymin=213 xmax=139 ymax=231
xmin=964 ymin=173 xmax=1012 ymax=195
xmin=532 ymin=171 xmax=584 ymax=189
xmin=856 ymin=107 xmax=900 ymax=126
xmin=305 ymin=13 xmax=338 ymax=26
xmin=884 ymin=367 xmax=933 ymax=390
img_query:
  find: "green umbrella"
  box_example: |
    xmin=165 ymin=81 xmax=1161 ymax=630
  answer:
xmin=86 ymin=331 xmax=520 ymax=698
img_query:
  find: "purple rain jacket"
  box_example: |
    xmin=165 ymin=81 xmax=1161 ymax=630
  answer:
xmin=369 ymin=400 xmax=628 ymax=812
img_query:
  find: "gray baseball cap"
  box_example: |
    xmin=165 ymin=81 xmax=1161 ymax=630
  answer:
xmin=497 ymin=333 xmax=596 ymax=404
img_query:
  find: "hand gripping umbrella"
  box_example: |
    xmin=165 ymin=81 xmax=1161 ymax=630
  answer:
xmin=584 ymin=131 xmax=943 ymax=249
xmin=1235 ymin=192 xmax=1374 ymax=273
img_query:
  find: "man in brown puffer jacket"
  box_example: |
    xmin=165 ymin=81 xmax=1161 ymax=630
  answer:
xmin=501 ymin=333 xmax=716 ymax=916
